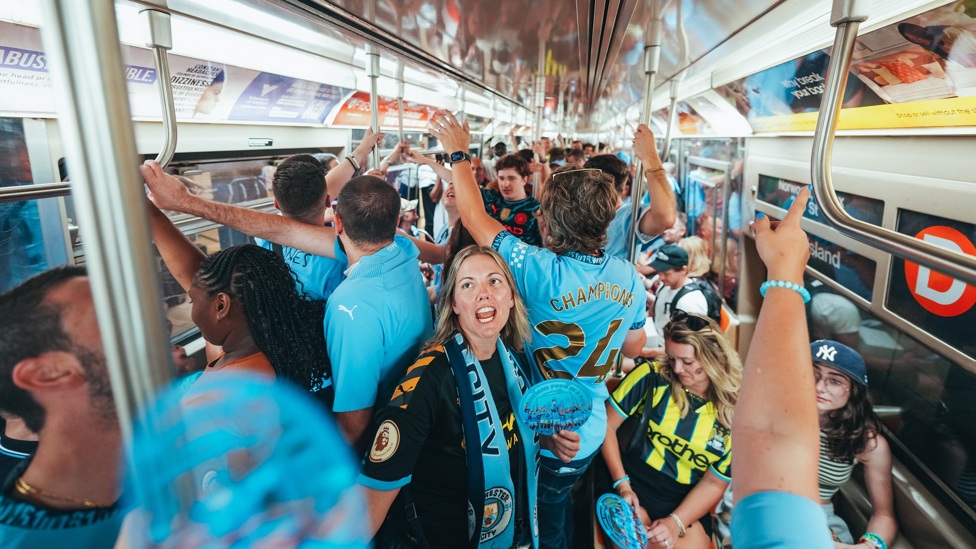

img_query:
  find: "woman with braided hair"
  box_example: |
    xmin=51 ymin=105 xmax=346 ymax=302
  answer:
xmin=146 ymin=198 xmax=328 ymax=394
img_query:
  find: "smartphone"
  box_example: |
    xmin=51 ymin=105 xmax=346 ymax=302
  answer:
xmin=435 ymin=153 xmax=447 ymax=163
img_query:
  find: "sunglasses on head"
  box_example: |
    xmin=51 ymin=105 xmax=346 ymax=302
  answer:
xmin=551 ymin=168 xmax=603 ymax=179
xmin=665 ymin=309 xmax=710 ymax=334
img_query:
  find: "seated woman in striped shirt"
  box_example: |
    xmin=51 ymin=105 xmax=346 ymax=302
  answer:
xmin=809 ymin=340 xmax=897 ymax=549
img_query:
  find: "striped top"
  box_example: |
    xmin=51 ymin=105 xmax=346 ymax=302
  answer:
xmin=818 ymin=431 xmax=855 ymax=501
xmin=610 ymin=360 xmax=732 ymax=485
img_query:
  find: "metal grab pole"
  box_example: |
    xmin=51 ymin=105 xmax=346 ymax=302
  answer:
xmin=38 ymin=0 xmax=174 ymax=439
xmin=718 ymin=169 xmax=732 ymax=300
xmin=627 ymin=9 xmax=663 ymax=265
xmin=659 ymin=81 xmax=679 ymax=163
xmin=613 ymin=5 xmax=663 ymax=380
xmin=812 ymin=0 xmax=976 ymax=286
xmin=143 ymin=9 xmax=177 ymax=167
xmin=0 ymin=182 xmax=72 ymax=203
xmin=366 ymin=44 xmax=382 ymax=170
xmin=396 ymin=59 xmax=405 ymax=143
xmin=532 ymin=37 xmax=546 ymax=198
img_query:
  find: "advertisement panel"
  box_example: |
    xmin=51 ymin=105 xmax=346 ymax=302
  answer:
xmin=886 ymin=210 xmax=976 ymax=357
xmin=327 ymin=91 xmax=435 ymax=130
xmin=0 ymin=21 xmax=353 ymax=125
xmin=715 ymin=1 xmax=976 ymax=131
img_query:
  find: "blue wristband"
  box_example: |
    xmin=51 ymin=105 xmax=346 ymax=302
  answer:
xmin=760 ymin=280 xmax=811 ymax=303
xmin=612 ymin=476 xmax=631 ymax=490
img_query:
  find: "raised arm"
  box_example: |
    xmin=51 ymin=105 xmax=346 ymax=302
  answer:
xmin=326 ymin=128 xmax=384 ymax=199
xmin=146 ymin=197 xmax=207 ymax=291
xmin=378 ymin=141 xmax=408 ymax=174
xmin=732 ymin=188 xmax=819 ymax=504
xmin=404 ymin=149 xmax=454 ymax=182
xmin=634 ymin=124 xmax=677 ymax=238
xmin=142 ymin=160 xmax=338 ymax=258
xmin=428 ymin=111 xmax=504 ymax=247
xmin=398 ymin=229 xmax=447 ymax=265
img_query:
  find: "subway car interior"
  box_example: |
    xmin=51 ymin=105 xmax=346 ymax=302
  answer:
xmin=1 ymin=0 xmax=976 ymax=547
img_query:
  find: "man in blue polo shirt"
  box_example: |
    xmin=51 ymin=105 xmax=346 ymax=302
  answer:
xmin=326 ymin=177 xmax=432 ymax=449
xmin=0 ymin=268 xmax=126 ymax=548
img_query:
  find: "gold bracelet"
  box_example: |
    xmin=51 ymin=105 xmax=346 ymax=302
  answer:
xmin=669 ymin=513 xmax=686 ymax=537
xmin=644 ymin=166 xmax=665 ymax=174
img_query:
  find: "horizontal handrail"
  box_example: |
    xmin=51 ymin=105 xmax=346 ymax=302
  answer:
xmin=686 ymin=155 xmax=730 ymax=172
xmin=811 ymin=4 xmax=976 ymax=287
xmin=0 ymin=182 xmax=72 ymax=203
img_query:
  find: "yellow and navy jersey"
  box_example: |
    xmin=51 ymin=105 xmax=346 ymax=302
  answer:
xmin=610 ymin=360 xmax=732 ymax=485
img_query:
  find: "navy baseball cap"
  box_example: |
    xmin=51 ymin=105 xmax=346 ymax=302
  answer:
xmin=810 ymin=340 xmax=868 ymax=387
xmin=649 ymin=244 xmax=689 ymax=271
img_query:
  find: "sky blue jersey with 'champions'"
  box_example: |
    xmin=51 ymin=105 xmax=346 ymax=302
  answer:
xmin=492 ymin=231 xmax=646 ymax=459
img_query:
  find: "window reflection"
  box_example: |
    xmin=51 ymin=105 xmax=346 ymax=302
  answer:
xmin=0 ymin=118 xmax=57 ymax=292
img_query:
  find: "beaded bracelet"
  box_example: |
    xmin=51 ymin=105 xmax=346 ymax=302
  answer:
xmin=859 ymin=532 xmax=887 ymax=549
xmin=612 ymin=476 xmax=631 ymax=490
xmin=759 ymin=280 xmax=811 ymax=303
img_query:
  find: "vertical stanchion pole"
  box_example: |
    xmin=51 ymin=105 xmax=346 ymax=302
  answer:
xmin=38 ymin=0 xmax=173 ymax=448
xmin=626 ymin=8 xmax=663 ymax=264
xmin=396 ymin=59 xmax=405 ymax=144
xmin=614 ymin=5 xmax=663 ymax=380
xmin=718 ymin=169 xmax=732 ymax=300
xmin=556 ymin=85 xmax=565 ymax=137
xmin=366 ymin=44 xmax=382 ymax=171
xmin=532 ymin=37 xmax=546 ymax=197
xmin=38 ymin=0 xmax=180 ymax=525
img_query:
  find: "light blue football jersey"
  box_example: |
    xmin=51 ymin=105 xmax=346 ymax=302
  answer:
xmin=605 ymin=203 xmax=655 ymax=261
xmin=256 ymin=237 xmax=345 ymax=302
xmin=492 ymin=232 xmax=646 ymax=458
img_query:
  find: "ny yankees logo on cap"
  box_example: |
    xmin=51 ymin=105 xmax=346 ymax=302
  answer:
xmin=809 ymin=340 xmax=869 ymax=388
xmin=816 ymin=344 xmax=838 ymax=362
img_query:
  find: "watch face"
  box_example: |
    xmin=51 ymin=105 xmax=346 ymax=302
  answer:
xmin=450 ymin=151 xmax=469 ymax=163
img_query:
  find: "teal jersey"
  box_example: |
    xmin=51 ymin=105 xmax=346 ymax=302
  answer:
xmin=492 ymin=232 xmax=646 ymax=458
xmin=0 ymin=460 xmax=124 ymax=548
xmin=255 ymin=237 xmax=346 ymax=302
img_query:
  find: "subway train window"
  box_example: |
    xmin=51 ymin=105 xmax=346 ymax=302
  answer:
xmin=0 ymin=119 xmax=67 ymax=292
xmin=806 ymin=275 xmax=976 ymax=518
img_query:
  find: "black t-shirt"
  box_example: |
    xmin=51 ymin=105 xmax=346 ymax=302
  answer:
xmin=361 ymin=346 xmax=527 ymax=548
xmin=0 ymin=419 xmax=37 ymax=483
